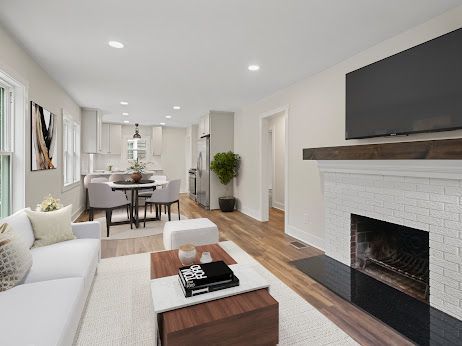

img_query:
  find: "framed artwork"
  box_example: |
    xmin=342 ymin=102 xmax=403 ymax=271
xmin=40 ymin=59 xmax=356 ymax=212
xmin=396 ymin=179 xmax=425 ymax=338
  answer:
xmin=31 ymin=101 xmax=57 ymax=171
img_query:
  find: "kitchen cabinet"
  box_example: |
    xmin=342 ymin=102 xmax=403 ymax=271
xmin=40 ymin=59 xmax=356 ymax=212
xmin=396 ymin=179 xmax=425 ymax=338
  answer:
xmin=101 ymin=123 xmax=110 ymax=154
xmin=82 ymin=108 xmax=104 ymax=153
xmin=198 ymin=113 xmax=210 ymax=137
xmin=109 ymin=124 xmax=122 ymax=155
xmin=152 ymin=126 xmax=163 ymax=156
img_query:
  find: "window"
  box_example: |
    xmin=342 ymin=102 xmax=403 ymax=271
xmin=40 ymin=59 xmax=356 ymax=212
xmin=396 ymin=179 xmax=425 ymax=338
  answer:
xmin=0 ymin=81 xmax=13 ymax=218
xmin=127 ymin=138 xmax=146 ymax=160
xmin=63 ymin=115 xmax=80 ymax=187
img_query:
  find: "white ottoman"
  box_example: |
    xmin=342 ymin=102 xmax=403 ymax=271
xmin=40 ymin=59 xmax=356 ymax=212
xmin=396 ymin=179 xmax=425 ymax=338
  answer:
xmin=163 ymin=218 xmax=219 ymax=250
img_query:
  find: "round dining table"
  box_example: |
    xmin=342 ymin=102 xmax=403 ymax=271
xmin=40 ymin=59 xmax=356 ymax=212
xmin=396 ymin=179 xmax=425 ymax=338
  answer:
xmin=107 ymin=180 xmax=166 ymax=228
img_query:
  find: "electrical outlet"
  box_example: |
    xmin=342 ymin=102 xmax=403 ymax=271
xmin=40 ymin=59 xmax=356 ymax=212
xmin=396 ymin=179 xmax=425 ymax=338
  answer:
xmin=303 ymin=213 xmax=310 ymax=224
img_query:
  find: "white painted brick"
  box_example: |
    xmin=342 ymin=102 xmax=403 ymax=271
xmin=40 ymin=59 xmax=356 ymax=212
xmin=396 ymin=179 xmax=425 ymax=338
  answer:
xmin=431 ymin=241 xmax=458 ymax=255
xmin=430 ymin=225 xmax=459 ymax=238
xmin=405 ymin=205 xmax=429 ymax=216
xmin=430 ymin=209 xmax=459 ymax=221
xmin=373 ymin=206 xmax=393 ymax=216
xmin=430 ymin=232 xmax=444 ymax=243
xmin=405 ymin=177 xmax=430 ymax=184
xmin=432 ymin=272 xmax=459 ymax=289
xmin=445 ymin=186 xmax=462 ymax=197
xmin=430 ymin=263 xmax=444 ymax=275
xmin=444 ymin=269 xmax=462 ymax=283
xmin=445 ymin=204 xmax=462 ymax=213
xmin=432 ymin=257 xmax=459 ymax=272
xmin=383 ymin=202 xmax=404 ymax=211
xmin=416 ymin=214 xmax=444 ymax=226
xmin=429 ymin=178 xmax=460 ymax=187
xmin=393 ymin=210 xmax=417 ymax=221
xmin=418 ymin=200 xmax=445 ymax=211
xmin=391 ymin=182 xmax=417 ymax=191
xmin=417 ymin=184 xmax=445 ymax=194
xmin=403 ymin=198 xmax=418 ymax=206
xmin=445 ymin=286 xmax=462 ymax=300
xmin=374 ymin=194 xmax=394 ymax=202
xmin=384 ymin=176 xmax=405 ymax=182
xmin=405 ymin=191 xmax=430 ymax=200
xmin=430 ymin=194 xmax=459 ymax=204
xmin=444 ymin=252 xmax=461 ymax=265
xmin=358 ymin=191 xmax=374 ymax=200
xmin=431 ymin=249 xmax=444 ymax=259
xmin=445 ymin=220 xmax=462 ymax=231
xmin=402 ymin=219 xmax=429 ymax=232
xmin=444 ymin=236 xmax=462 ymax=248
xmin=442 ymin=292 xmax=460 ymax=306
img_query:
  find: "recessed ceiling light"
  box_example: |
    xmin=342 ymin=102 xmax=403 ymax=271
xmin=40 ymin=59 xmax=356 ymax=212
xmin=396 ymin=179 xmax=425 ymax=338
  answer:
xmin=173 ymin=106 xmax=181 ymax=110
xmin=120 ymin=101 xmax=128 ymax=105
xmin=248 ymin=64 xmax=260 ymax=71
xmin=165 ymin=115 xmax=172 ymax=119
xmin=108 ymin=40 xmax=124 ymax=49
xmin=160 ymin=122 xmax=166 ymax=126
xmin=123 ymin=120 xmax=130 ymax=124
xmin=122 ymin=112 xmax=129 ymax=116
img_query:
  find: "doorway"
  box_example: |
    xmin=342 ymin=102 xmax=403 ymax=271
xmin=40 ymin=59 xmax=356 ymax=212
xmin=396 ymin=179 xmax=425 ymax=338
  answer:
xmin=259 ymin=106 xmax=288 ymax=227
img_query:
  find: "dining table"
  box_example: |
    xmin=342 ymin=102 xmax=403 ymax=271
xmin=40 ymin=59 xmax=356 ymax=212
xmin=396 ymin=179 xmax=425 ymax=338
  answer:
xmin=107 ymin=180 xmax=168 ymax=228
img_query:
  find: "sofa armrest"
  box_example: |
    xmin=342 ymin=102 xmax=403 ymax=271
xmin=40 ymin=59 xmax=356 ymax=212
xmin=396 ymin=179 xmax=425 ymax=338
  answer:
xmin=71 ymin=221 xmax=101 ymax=240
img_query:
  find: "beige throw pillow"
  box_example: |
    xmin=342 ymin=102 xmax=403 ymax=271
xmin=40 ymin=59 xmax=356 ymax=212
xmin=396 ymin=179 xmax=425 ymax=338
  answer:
xmin=0 ymin=223 xmax=33 ymax=292
xmin=25 ymin=205 xmax=76 ymax=248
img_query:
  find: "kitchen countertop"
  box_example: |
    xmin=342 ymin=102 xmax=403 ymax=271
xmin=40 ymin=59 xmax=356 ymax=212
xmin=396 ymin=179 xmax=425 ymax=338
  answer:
xmin=82 ymin=169 xmax=163 ymax=176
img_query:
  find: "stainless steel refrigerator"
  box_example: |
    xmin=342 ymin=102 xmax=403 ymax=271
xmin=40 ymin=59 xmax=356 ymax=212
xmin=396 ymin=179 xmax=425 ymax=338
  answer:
xmin=196 ymin=137 xmax=210 ymax=209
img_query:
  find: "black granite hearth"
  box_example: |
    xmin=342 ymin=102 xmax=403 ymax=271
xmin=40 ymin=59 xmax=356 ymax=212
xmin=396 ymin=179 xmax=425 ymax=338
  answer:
xmin=292 ymin=255 xmax=462 ymax=345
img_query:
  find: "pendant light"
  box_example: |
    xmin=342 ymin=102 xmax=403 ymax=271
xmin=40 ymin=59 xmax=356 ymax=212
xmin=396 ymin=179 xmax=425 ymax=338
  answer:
xmin=133 ymin=123 xmax=141 ymax=139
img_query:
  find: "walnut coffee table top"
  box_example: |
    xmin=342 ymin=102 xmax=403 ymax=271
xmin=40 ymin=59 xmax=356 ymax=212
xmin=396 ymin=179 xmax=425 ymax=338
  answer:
xmin=150 ymin=244 xmax=278 ymax=334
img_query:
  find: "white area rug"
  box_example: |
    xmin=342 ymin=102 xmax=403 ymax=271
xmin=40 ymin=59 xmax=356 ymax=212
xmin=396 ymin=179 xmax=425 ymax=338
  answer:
xmin=75 ymin=242 xmax=358 ymax=345
xmin=95 ymin=210 xmax=186 ymax=240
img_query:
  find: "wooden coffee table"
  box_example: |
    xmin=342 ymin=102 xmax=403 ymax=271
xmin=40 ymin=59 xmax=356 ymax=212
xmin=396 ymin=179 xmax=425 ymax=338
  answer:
xmin=150 ymin=244 xmax=279 ymax=345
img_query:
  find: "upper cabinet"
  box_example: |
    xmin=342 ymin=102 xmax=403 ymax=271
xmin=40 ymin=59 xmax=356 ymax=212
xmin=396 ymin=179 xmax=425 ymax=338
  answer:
xmin=198 ymin=113 xmax=210 ymax=137
xmin=109 ymin=124 xmax=122 ymax=155
xmin=82 ymin=108 xmax=104 ymax=153
xmin=152 ymin=126 xmax=163 ymax=156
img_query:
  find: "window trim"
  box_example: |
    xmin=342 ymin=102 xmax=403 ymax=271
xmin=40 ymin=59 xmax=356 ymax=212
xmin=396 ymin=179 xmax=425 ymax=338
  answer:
xmin=62 ymin=111 xmax=81 ymax=191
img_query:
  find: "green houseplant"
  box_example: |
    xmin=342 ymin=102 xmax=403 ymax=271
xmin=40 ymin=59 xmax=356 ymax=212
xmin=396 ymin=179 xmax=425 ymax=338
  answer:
xmin=210 ymin=151 xmax=240 ymax=212
xmin=128 ymin=158 xmax=147 ymax=183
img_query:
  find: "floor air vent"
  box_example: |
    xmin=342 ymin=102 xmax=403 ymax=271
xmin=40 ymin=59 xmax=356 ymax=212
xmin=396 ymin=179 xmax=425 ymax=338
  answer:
xmin=290 ymin=241 xmax=307 ymax=249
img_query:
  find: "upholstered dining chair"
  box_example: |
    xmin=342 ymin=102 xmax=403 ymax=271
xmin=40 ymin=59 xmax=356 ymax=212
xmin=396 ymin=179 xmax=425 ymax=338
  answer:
xmin=87 ymin=182 xmax=132 ymax=237
xmin=143 ymin=179 xmax=181 ymax=226
xmin=84 ymin=176 xmax=109 ymax=210
xmin=109 ymin=173 xmax=127 ymax=182
xmin=138 ymin=175 xmax=168 ymax=208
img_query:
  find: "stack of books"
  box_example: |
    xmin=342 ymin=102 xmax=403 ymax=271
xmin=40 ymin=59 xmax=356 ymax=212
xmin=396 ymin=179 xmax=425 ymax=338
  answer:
xmin=178 ymin=261 xmax=240 ymax=297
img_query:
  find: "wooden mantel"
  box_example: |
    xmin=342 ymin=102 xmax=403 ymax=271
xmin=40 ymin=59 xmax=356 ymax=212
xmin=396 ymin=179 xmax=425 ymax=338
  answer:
xmin=303 ymin=138 xmax=462 ymax=160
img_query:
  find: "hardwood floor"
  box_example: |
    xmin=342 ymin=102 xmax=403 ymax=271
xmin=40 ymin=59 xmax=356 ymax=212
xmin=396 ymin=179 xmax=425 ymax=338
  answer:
xmin=77 ymin=194 xmax=413 ymax=346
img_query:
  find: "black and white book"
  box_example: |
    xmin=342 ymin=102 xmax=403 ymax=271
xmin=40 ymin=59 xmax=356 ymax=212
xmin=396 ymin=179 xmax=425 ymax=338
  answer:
xmin=178 ymin=261 xmax=239 ymax=297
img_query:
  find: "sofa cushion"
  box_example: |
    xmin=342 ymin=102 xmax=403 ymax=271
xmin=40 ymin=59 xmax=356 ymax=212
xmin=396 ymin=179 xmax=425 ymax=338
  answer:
xmin=0 ymin=277 xmax=84 ymax=346
xmin=25 ymin=205 xmax=76 ymax=248
xmin=0 ymin=223 xmax=33 ymax=291
xmin=24 ymin=238 xmax=99 ymax=292
xmin=0 ymin=208 xmax=35 ymax=249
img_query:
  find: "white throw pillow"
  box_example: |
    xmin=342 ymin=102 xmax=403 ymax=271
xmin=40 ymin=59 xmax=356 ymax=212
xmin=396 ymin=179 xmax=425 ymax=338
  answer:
xmin=0 ymin=223 xmax=33 ymax=291
xmin=25 ymin=205 xmax=76 ymax=248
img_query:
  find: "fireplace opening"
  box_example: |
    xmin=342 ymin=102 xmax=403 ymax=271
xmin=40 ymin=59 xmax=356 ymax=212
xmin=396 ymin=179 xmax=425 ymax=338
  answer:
xmin=351 ymin=214 xmax=429 ymax=303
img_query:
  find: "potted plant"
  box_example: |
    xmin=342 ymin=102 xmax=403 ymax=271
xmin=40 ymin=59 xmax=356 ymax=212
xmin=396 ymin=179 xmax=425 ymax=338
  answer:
xmin=128 ymin=158 xmax=146 ymax=183
xmin=210 ymin=151 xmax=240 ymax=212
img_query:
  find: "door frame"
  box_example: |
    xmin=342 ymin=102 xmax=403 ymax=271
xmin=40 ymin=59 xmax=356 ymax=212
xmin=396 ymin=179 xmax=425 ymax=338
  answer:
xmin=258 ymin=105 xmax=289 ymax=227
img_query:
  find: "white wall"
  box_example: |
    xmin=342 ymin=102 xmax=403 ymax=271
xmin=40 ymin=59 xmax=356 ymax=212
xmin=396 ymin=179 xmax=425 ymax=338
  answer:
xmin=269 ymin=112 xmax=285 ymax=210
xmin=0 ymin=24 xmax=83 ymax=218
xmin=234 ymin=6 xmax=462 ymax=249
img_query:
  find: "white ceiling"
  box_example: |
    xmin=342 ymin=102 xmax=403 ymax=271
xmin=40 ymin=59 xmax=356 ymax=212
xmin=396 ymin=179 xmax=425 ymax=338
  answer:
xmin=0 ymin=0 xmax=461 ymax=127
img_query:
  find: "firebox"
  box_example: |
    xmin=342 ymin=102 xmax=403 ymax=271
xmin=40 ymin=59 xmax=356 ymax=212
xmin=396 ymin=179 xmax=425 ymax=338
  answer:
xmin=351 ymin=214 xmax=429 ymax=303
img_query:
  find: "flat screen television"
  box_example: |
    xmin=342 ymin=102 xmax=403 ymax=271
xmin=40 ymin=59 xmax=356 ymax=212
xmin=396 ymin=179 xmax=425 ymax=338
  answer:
xmin=346 ymin=28 xmax=462 ymax=140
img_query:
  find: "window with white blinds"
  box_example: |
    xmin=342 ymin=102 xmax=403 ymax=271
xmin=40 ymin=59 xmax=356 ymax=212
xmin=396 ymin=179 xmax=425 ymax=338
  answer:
xmin=63 ymin=115 xmax=80 ymax=186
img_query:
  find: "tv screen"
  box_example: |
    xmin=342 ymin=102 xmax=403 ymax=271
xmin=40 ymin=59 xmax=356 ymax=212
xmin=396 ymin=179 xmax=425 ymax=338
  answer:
xmin=346 ymin=28 xmax=462 ymax=140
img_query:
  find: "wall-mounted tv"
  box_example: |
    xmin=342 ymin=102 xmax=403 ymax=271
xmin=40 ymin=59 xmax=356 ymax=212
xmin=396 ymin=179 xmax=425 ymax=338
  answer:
xmin=346 ymin=28 xmax=462 ymax=140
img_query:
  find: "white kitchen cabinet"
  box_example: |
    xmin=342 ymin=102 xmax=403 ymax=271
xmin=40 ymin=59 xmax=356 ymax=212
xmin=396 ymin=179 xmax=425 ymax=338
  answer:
xmin=152 ymin=126 xmax=163 ymax=156
xmin=82 ymin=108 xmax=104 ymax=153
xmin=109 ymin=124 xmax=122 ymax=155
xmin=198 ymin=113 xmax=210 ymax=137
xmin=101 ymin=123 xmax=110 ymax=154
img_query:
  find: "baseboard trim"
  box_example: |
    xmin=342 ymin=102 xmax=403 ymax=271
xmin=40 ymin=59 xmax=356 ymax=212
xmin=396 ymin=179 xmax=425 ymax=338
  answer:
xmin=285 ymin=224 xmax=325 ymax=251
xmin=72 ymin=207 xmax=85 ymax=222
xmin=272 ymin=201 xmax=285 ymax=210
xmin=238 ymin=206 xmax=263 ymax=221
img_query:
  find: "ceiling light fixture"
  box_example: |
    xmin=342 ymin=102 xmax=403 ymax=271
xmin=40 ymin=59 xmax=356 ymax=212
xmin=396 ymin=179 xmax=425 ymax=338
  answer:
xmin=165 ymin=115 xmax=172 ymax=119
xmin=133 ymin=123 xmax=141 ymax=139
xmin=123 ymin=120 xmax=130 ymax=124
xmin=120 ymin=101 xmax=128 ymax=105
xmin=108 ymin=40 xmax=124 ymax=49
xmin=248 ymin=64 xmax=260 ymax=71
xmin=160 ymin=122 xmax=166 ymax=126
xmin=173 ymin=106 xmax=181 ymax=110
xmin=122 ymin=112 xmax=129 ymax=116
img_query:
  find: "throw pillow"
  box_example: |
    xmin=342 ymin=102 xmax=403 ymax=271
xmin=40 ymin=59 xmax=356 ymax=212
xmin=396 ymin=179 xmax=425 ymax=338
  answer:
xmin=25 ymin=205 xmax=76 ymax=248
xmin=0 ymin=223 xmax=33 ymax=292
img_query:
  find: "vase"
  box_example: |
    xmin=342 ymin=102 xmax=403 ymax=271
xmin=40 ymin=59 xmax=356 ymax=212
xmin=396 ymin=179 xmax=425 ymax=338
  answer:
xmin=131 ymin=172 xmax=142 ymax=183
xmin=178 ymin=244 xmax=197 ymax=265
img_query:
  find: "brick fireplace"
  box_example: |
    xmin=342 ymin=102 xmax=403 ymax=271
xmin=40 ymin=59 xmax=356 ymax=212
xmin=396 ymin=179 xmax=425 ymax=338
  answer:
xmin=320 ymin=160 xmax=462 ymax=321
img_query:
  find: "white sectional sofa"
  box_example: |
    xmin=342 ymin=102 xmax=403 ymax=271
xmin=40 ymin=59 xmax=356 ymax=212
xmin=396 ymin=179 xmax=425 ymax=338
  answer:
xmin=0 ymin=208 xmax=100 ymax=346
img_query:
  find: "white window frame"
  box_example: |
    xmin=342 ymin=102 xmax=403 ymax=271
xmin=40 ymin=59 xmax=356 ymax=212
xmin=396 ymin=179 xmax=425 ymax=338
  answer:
xmin=0 ymin=79 xmax=13 ymax=217
xmin=63 ymin=112 xmax=80 ymax=190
